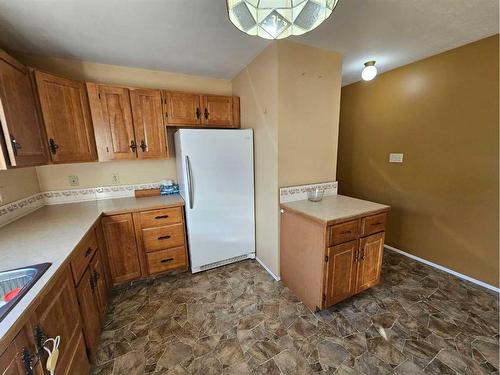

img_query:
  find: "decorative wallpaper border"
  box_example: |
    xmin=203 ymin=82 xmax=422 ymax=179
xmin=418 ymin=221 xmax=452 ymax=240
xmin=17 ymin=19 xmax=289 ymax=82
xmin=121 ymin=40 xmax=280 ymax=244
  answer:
xmin=0 ymin=193 xmax=46 ymax=227
xmin=279 ymin=181 xmax=338 ymax=203
xmin=0 ymin=182 xmax=162 ymax=227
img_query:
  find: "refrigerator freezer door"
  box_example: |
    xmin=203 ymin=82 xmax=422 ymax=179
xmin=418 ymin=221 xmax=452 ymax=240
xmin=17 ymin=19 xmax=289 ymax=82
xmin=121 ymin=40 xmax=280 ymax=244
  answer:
xmin=175 ymin=129 xmax=255 ymax=271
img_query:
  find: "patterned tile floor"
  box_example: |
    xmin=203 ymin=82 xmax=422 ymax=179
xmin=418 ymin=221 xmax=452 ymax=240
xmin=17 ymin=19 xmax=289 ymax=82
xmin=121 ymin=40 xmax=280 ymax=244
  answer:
xmin=92 ymin=250 xmax=499 ymax=374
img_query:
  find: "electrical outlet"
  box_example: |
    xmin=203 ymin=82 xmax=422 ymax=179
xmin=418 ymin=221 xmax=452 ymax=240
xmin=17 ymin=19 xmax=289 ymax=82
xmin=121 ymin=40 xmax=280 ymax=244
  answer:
xmin=112 ymin=173 xmax=120 ymax=185
xmin=68 ymin=175 xmax=79 ymax=186
xmin=389 ymin=153 xmax=404 ymax=163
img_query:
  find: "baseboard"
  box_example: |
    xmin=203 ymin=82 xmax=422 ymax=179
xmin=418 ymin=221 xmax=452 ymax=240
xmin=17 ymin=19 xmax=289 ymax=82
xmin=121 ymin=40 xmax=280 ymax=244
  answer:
xmin=384 ymin=244 xmax=499 ymax=293
xmin=255 ymin=257 xmax=281 ymax=281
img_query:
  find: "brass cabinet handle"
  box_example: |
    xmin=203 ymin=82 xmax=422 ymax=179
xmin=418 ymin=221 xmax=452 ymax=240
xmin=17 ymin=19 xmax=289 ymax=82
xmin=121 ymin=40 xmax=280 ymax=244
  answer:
xmin=160 ymin=258 xmax=174 ymax=263
xmin=129 ymin=140 xmax=137 ymax=151
xmin=155 ymin=215 xmax=169 ymax=219
xmin=158 ymin=235 xmax=171 ymax=240
xmin=196 ymin=108 xmax=201 ymax=119
xmin=204 ymin=108 xmax=209 ymax=119
xmin=140 ymin=140 xmax=147 ymax=152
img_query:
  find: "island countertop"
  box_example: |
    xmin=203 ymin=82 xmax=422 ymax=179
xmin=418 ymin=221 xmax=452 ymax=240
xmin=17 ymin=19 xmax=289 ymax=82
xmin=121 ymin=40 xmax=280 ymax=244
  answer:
xmin=280 ymin=194 xmax=390 ymax=225
xmin=0 ymin=194 xmax=184 ymax=350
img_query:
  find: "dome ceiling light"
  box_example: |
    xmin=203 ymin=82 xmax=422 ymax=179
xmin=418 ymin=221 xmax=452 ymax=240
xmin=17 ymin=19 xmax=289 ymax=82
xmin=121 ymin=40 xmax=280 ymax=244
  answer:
xmin=227 ymin=0 xmax=340 ymax=40
xmin=361 ymin=60 xmax=377 ymax=81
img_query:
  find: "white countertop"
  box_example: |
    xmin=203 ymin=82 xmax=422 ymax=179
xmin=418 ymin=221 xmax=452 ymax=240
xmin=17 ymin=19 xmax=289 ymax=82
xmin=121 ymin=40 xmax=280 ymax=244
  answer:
xmin=0 ymin=194 xmax=184 ymax=345
xmin=281 ymin=194 xmax=390 ymax=224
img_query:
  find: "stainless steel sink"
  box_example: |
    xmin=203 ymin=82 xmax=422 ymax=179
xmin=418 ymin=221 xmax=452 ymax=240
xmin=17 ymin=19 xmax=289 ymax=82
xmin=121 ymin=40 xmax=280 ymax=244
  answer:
xmin=0 ymin=263 xmax=51 ymax=322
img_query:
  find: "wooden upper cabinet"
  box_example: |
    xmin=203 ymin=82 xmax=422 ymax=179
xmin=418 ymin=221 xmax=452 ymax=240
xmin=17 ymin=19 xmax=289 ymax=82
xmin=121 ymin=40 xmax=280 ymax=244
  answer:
xmin=86 ymin=83 xmax=136 ymax=161
xmin=0 ymin=51 xmax=48 ymax=169
xmin=164 ymin=91 xmax=201 ymax=126
xmin=102 ymin=213 xmax=142 ymax=284
xmin=34 ymin=71 xmax=97 ymax=163
xmin=201 ymin=95 xmax=238 ymax=128
xmin=130 ymin=88 xmax=167 ymax=159
xmin=356 ymin=232 xmax=384 ymax=293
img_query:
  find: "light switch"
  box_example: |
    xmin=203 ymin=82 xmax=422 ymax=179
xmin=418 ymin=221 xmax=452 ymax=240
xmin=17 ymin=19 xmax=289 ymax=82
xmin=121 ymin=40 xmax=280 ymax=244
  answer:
xmin=389 ymin=153 xmax=404 ymax=163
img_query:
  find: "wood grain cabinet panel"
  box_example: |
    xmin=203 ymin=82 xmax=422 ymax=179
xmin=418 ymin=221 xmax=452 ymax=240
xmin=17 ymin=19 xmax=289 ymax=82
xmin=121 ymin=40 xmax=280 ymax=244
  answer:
xmin=329 ymin=220 xmax=358 ymax=246
xmin=201 ymin=95 xmax=234 ymax=127
xmin=34 ymin=71 xmax=97 ymax=163
xmin=0 ymin=325 xmax=43 ymax=375
xmin=91 ymin=251 xmax=109 ymax=319
xmin=102 ymin=213 xmax=143 ymax=284
xmin=142 ymin=223 xmax=185 ymax=252
xmin=325 ymin=240 xmax=358 ymax=306
xmin=75 ymin=267 xmax=101 ymax=363
xmin=0 ymin=51 xmax=48 ymax=169
xmin=86 ymin=83 xmax=136 ymax=161
xmin=29 ymin=267 xmax=89 ymax=375
xmin=356 ymin=232 xmax=384 ymax=293
xmin=146 ymin=246 xmax=187 ymax=275
xmin=130 ymin=88 xmax=167 ymax=159
xmin=163 ymin=91 xmax=201 ymax=126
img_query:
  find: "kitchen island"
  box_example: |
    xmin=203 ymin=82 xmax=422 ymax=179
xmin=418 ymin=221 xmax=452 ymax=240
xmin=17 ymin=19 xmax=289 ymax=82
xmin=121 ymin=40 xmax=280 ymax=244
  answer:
xmin=280 ymin=194 xmax=390 ymax=311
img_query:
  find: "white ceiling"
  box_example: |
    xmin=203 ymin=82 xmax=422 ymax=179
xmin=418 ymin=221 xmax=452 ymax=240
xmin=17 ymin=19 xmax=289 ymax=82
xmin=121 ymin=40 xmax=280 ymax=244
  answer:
xmin=0 ymin=0 xmax=498 ymax=86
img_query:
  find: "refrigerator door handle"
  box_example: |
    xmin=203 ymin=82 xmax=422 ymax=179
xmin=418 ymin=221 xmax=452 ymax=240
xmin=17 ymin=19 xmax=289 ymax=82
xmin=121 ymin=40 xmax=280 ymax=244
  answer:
xmin=185 ymin=155 xmax=194 ymax=209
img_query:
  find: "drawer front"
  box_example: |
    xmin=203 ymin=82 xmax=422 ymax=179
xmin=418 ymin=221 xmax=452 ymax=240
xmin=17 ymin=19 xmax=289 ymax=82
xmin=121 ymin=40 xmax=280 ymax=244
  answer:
xmin=142 ymin=223 xmax=185 ymax=252
xmin=329 ymin=220 xmax=359 ymax=246
xmin=361 ymin=213 xmax=387 ymax=237
xmin=140 ymin=207 xmax=182 ymax=229
xmin=147 ymin=246 xmax=187 ymax=274
xmin=71 ymin=230 xmax=98 ymax=285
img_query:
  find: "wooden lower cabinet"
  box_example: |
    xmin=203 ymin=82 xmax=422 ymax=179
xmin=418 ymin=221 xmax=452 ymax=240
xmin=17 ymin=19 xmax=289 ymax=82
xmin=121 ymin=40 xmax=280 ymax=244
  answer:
xmin=29 ymin=267 xmax=90 ymax=375
xmin=324 ymin=240 xmax=358 ymax=306
xmin=0 ymin=325 xmax=42 ymax=375
xmin=101 ymin=206 xmax=188 ymax=285
xmin=356 ymin=232 xmax=385 ymax=293
xmin=75 ymin=267 xmax=101 ymax=363
xmin=102 ymin=213 xmax=142 ymax=284
xmin=281 ymin=208 xmax=388 ymax=311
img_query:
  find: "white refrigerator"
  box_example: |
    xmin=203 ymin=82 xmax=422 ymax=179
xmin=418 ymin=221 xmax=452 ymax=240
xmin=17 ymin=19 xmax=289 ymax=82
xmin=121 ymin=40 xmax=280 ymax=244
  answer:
xmin=174 ymin=129 xmax=255 ymax=273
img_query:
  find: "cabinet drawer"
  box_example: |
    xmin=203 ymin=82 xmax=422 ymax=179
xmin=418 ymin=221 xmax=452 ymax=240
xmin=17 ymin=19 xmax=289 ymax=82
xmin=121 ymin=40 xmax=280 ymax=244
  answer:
xmin=140 ymin=207 xmax=183 ymax=229
xmin=147 ymin=246 xmax=187 ymax=274
xmin=142 ymin=223 xmax=185 ymax=252
xmin=329 ymin=220 xmax=359 ymax=246
xmin=361 ymin=213 xmax=387 ymax=237
xmin=71 ymin=230 xmax=98 ymax=285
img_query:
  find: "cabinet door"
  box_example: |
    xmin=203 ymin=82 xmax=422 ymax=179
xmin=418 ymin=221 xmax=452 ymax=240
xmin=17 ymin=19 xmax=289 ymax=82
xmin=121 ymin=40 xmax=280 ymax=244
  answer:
xmin=75 ymin=267 xmax=101 ymax=363
xmin=356 ymin=232 xmax=384 ymax=293
xmin=30 ymin=267 xmax=89 ymax=375
xmin=34 ymin=71 xmax=96 ymax=163
xmin=130 ymin=88 xmax=167 ymax=159
xmin=91 ymin=251 xmax=109 ymax=319
xmin=164 ymin=91 xmax=201 ymax=126
xmin=201 ymin=95 xmax=234 ymax=127
xmin=0 ymin=51 xmax=47 ymax=168
xmin=324 ymin=240 xmax=358 ymax=306
xmin=102 ymin=213 xmax=142 ymax=284
xmin=0 ymin=325 xmax=43 ymax=375
xmin=86 ymin=83 xmax=136 ymax=161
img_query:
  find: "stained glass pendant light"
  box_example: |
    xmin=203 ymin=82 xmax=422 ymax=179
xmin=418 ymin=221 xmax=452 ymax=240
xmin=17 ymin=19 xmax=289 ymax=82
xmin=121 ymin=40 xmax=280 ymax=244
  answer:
xmin=227 ymin=0 xmax=339 ymax=40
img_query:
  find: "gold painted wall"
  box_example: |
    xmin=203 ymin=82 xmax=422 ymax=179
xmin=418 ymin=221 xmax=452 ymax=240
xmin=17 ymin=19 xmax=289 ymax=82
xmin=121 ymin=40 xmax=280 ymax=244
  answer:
xmin=337 ymin=35 xmax=499 ymax=286
xmin=15 ymin=53 xmax=233 ymax=190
